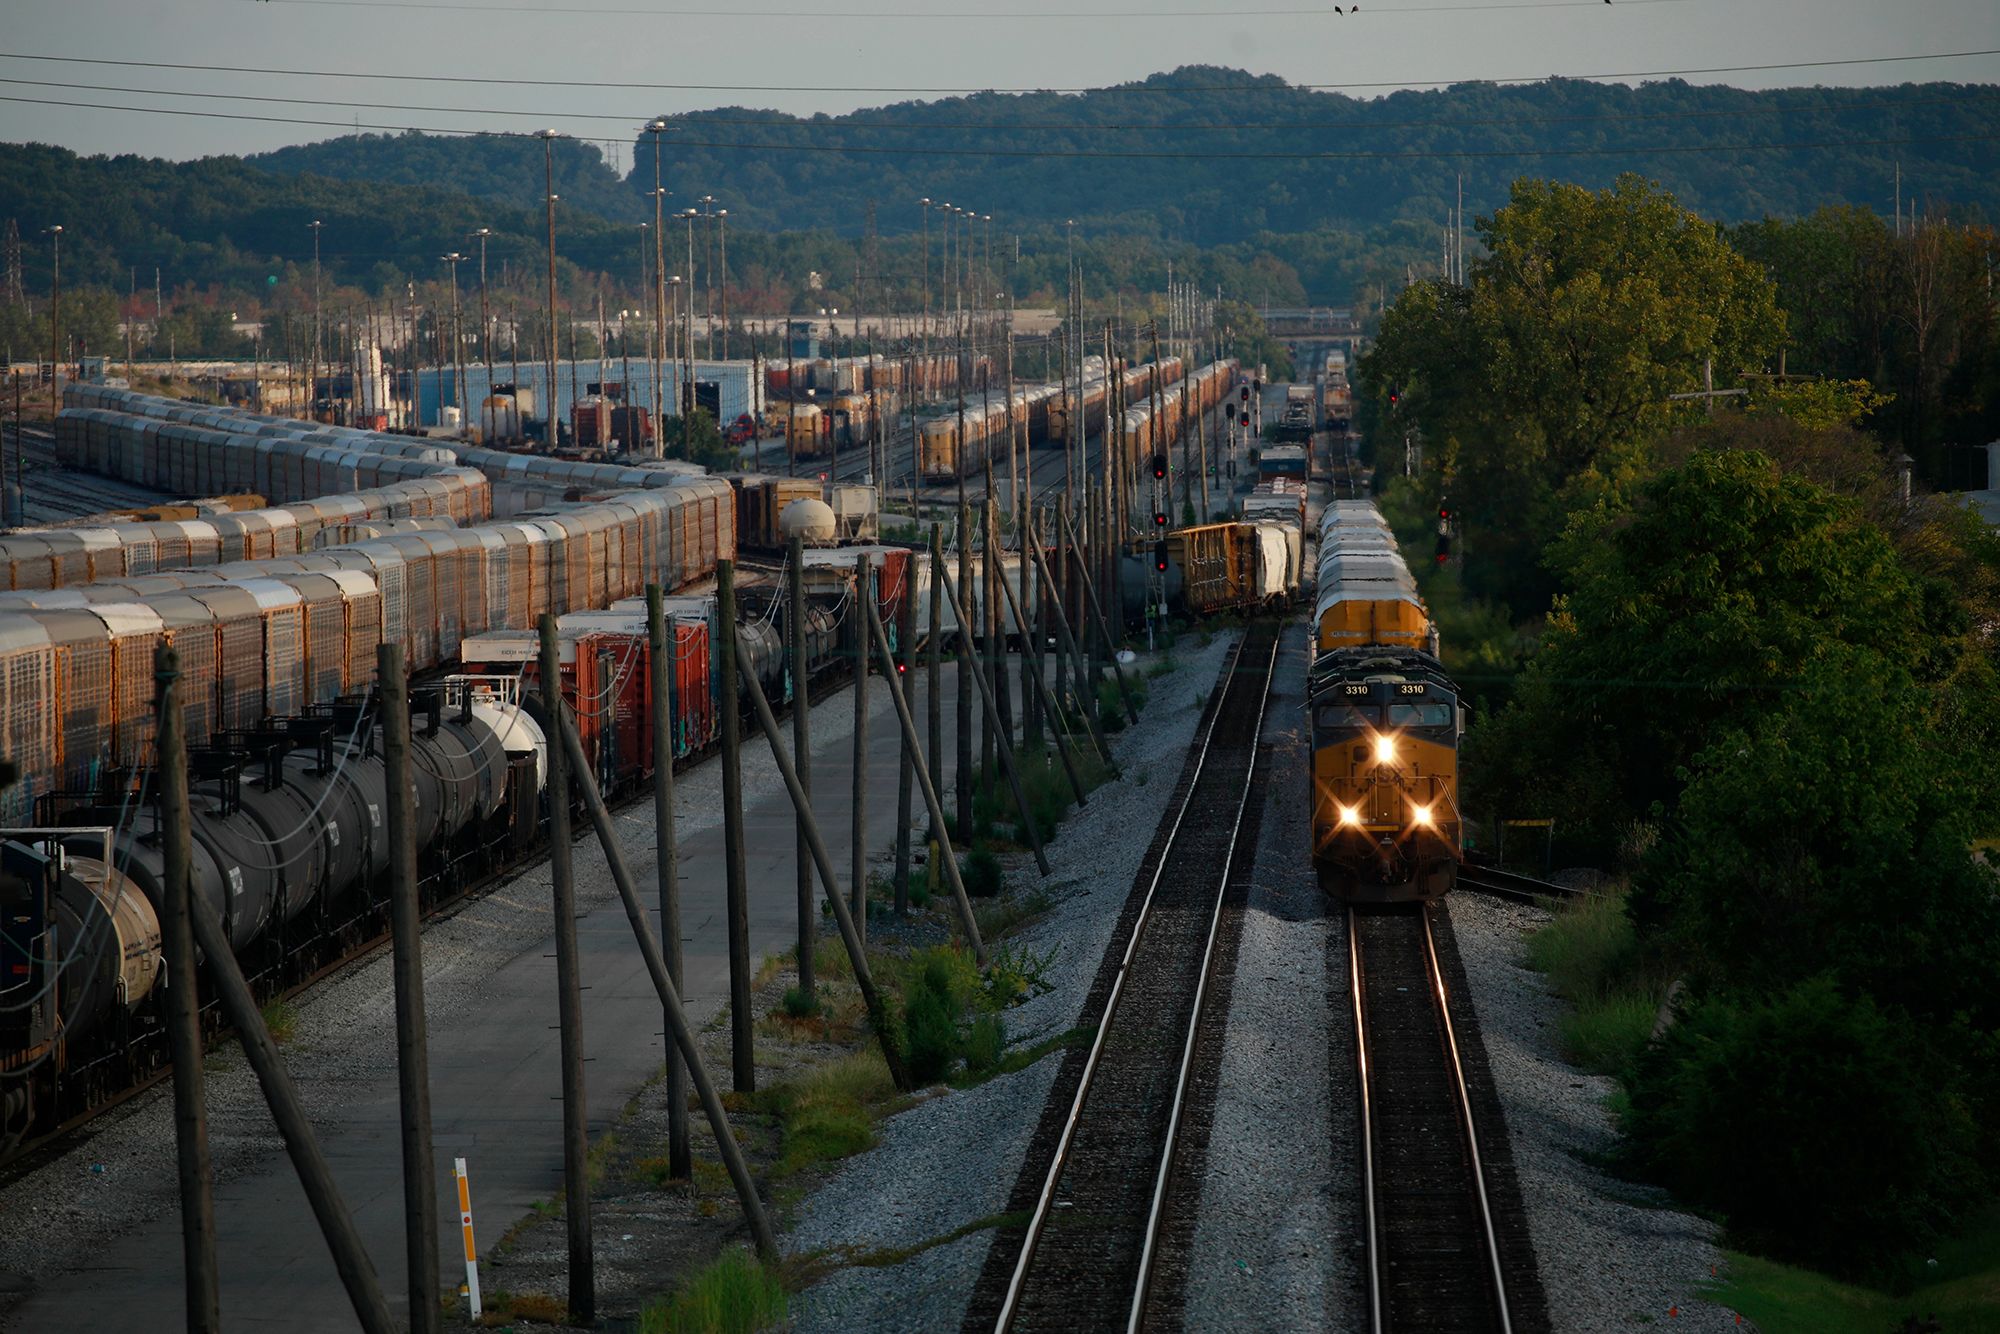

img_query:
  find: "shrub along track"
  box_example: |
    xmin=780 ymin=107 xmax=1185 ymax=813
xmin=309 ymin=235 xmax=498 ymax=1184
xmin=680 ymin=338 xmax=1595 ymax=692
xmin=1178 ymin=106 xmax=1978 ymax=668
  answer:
xmin=962 ymin=619 xmax=1279 ymax=1332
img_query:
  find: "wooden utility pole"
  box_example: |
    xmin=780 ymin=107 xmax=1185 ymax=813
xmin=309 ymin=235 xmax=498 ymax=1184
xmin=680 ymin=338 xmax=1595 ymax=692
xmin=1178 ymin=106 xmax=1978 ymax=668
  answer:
xmin=928 ymin=528 xmax=943 ymax=799
xmin=850 ymin=552 xmax=870 ymax=945
xmin=717 ymin=563 xmax=755 ymax=1091
xmin=936 ymin=557 xmax=1052 ymax=874
xmin=787 ymin=536 xmax=816 ymax=997
xmin=894 ymin=589 xmax=916 ymax=915
xmin=1027 ymin=530 xmax=1115 ymax=767
xmin=992 ymin=535 xmax=1086 ymax=805
xmin=646 ymin=586 xmax=690 ymax=1179
xmin=550 ymin=706 xmax=778 ymax=1261
xmin=1061 ymin=513 xmax=1141 ymax=725
xmin=538 ymin=616 xmax=594 ymax=1326
xmin=156 ymin=647 xmax=220 ymax=1334
xmin=859 ymin=596 xmax=988 ymax=966
xmin=380 ymin=644 xmax=439 ymax=1334
xmin=733 ymin=628 xmax=914 ymax=1079
xmin=956 ymin=502 xmax=973 ymax=834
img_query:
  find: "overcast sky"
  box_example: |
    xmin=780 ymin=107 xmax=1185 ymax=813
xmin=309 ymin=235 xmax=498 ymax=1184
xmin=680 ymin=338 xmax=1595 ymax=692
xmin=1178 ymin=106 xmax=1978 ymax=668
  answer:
xmin=3 ymin=0 xmax=1995 ymax=165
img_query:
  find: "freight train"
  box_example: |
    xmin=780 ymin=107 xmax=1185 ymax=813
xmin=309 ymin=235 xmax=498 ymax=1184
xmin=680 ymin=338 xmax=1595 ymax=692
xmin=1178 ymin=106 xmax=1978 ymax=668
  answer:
xmin=1307 ymin=500 xmax=1462 ymax=902
xmin=918 ymin=358 xmax=1238 ymax=485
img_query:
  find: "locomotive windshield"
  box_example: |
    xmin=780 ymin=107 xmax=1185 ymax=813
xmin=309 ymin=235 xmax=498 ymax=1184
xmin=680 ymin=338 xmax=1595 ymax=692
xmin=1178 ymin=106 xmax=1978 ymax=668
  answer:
xmin=1386 ymin=701 xmax=1454 ymax=729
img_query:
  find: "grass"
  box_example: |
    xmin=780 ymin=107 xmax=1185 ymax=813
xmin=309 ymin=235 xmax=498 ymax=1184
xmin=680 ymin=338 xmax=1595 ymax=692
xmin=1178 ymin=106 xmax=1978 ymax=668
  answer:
xmin=753 ymin=1050 xmax=899 ymax=1178
xmin=1522 ymin=885 xmax=1667 ymax=1076
xmin=260 ymin=999 xmax=299 ymax=1045
xmin=639 ymin=1247 xmax=789 ymax=1334
xmin=1710 ymin=1217 xmax=2000 ymax=1333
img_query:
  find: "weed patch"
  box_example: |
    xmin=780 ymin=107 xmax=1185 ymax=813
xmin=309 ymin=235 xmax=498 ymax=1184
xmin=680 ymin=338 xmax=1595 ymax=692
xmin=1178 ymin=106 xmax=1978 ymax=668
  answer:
xmin=639 ymin=1247 xmax=788 ymax=1334
xmin=260 ymin=1000 xmax=298 ymax=1045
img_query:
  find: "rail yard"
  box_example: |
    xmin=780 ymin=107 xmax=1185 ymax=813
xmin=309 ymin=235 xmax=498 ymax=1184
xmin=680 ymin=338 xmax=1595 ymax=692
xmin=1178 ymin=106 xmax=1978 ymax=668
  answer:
xmin=6 ymin=19 xmax=1994 ymax=1325
xmin=0 ymin=355 xmax=1742 ymax=1333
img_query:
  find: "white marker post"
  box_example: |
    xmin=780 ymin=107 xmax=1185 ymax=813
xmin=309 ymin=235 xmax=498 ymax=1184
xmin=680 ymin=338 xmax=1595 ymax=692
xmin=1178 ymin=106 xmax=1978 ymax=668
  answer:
xmin=453 ymin=1158 xmax=481 ymax=1320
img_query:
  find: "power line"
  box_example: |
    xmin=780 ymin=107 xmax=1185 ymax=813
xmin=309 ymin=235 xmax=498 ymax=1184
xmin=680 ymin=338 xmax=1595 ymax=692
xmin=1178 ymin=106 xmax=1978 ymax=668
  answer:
xmin=3 ymin=73 xmax=1988 ymax=137
xmin=255 ymin=0 xmax=1689 ymax=16
xmin=1 ymin=46 xmax=1993 ymax=97
xmin=7 ymin=91 xmax=1994 ymax=162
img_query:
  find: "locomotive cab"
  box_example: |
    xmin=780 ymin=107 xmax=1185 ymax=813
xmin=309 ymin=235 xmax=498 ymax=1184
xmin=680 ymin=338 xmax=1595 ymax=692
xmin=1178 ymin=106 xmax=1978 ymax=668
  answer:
xmin=1308 ymin=649 xmax=1461 ymax=903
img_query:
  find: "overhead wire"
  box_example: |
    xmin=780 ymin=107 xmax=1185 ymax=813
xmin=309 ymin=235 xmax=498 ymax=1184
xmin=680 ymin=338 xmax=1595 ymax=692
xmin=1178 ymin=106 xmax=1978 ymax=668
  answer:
xmin=257 ymin=0 xmax=1694 ymax=17
xmin=4 ymin=87 xmax=1991 ymax=161
xmin=2 ymin=46 xmax=1993 ymax=96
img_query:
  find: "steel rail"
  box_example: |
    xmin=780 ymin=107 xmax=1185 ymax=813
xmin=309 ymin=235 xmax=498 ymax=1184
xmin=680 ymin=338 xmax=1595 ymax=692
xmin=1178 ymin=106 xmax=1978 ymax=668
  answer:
xmin=994 ymin=625 xmax=1273 ymax=1331
xmin=1422 ymin=905 xmax=1514 ymax=1334
xmin=1126 ymin=626 xmax=1277 ymax=1330
xmin=1351 ymin=903 xmax=1515 ymax=1334
xmin=1349 ymin=907 xmax=1384 ymax=1334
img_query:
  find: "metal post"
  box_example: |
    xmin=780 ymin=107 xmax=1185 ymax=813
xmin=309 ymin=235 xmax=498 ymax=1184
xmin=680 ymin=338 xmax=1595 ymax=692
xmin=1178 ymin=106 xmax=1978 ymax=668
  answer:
xmin=851 ymin=552 xmax=870 ymax=944
xmin=787 ymin=536 xmax=816 ymax=997
xmin=156 ymin=647 xmax=220 ymax=1333
xmin=646 ymin=586 xmax=690 ymax=1179
xmin=717 ymin=563 xmax=755 ymax=1091
xmin=379 ymin=644 xmax=440 ymax=1334
xmin=894 ymin=589 xmax=915 ymax=915
xmin=858 ymin=596 xmax=988 ymax=966
xmin=733 ymin=624 xmax=920 ymax=1075
xmin=936 ymin=556 xmax=1053 ymax=875
xmin=550 ymin=705 xmax=780 ymax=1261
xmin=537 ymin=615 xmax=594 ymax=1325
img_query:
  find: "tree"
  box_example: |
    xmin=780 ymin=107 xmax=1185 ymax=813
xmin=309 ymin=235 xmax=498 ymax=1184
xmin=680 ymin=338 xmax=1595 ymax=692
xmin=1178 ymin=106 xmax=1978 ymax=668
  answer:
xmin=1363 ymin=175 xmax=1785 ymax=614
xmin=1467 ymin=448 xmax=1929 ymax=853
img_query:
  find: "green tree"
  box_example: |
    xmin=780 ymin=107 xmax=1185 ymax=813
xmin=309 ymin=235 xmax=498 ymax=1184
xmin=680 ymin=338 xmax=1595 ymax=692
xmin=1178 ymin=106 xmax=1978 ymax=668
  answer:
xmin=1467 ymin=449 xmax=1928 ymax=853
xmin=1363 ymin=175 xmax=1785 ymax=614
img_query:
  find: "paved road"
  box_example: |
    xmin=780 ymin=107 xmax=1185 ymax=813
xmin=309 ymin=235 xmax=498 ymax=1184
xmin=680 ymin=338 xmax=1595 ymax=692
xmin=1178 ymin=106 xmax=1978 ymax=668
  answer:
xmin=9 ymin=667 xmax=1000 ymax=1331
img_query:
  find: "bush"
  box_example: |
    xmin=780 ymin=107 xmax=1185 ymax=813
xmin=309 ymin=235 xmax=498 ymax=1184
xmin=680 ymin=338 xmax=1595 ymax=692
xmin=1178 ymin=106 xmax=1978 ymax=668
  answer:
xmin=962 ymin=847 xmax=1005 ymax=898
xmin=780 ymin=986 xmax=821 ymax=1020
xmin=1622 ymin=977 xmax=1982 ymax=1275
xmin=894 ymin=945 xmax=1016 ymax=1084
xmin=902 ymin=955 xmax=967 ymax=1083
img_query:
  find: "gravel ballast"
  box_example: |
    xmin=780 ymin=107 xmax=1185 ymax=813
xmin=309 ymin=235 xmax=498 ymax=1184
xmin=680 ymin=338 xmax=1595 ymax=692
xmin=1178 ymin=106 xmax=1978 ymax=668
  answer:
xmin=786 ymin=630 xmax=1242 ymax=1333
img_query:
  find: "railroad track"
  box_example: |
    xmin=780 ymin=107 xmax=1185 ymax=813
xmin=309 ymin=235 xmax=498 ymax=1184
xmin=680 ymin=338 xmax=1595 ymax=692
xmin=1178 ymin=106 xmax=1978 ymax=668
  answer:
xmin=1454 ymin=864 xmax=1581 ymax=905
xmin=992 ymin=619 xmax=1279 ymax=1332
xmin=1348 ymin=904 xmax=1547 ymax=1334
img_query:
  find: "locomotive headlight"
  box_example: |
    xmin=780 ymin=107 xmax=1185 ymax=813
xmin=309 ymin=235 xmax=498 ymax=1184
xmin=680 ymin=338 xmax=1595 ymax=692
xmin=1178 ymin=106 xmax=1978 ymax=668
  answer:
xmin=1373 ymin=734 xmax=1397 ymax=764
xmin=1338 ymin=804 xmax=1362 ymax=827
xmin=1411 ymin=804 xmax=1434 ymax=827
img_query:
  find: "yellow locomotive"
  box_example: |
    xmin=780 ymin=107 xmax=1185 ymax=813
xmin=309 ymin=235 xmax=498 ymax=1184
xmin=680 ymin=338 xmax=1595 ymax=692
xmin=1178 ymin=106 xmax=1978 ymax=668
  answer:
xmin=1308 ymin=501 xmax=1461 ymax=901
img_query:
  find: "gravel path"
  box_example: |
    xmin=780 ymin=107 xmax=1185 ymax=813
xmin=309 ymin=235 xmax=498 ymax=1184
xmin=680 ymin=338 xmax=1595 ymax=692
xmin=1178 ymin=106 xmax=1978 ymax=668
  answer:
xmin=1446 ymin=892 xmax=1744 ymax=1333
xmin=786 ymin=630 xmax=1242 ymax=1333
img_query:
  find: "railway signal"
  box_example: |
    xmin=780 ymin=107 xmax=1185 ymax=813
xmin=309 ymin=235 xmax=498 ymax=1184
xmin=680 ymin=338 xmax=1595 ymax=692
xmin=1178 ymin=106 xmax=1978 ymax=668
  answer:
xmin=1150 ymin=452 xmax=1168 ymax=481
xmin=1154 ymin=539 xmax=1169 ymax=572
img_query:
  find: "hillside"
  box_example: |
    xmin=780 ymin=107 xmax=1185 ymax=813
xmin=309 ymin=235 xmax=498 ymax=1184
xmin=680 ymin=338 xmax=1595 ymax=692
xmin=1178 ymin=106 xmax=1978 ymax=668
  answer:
xmin=644 ymin=70 xmax=1999 ymax=240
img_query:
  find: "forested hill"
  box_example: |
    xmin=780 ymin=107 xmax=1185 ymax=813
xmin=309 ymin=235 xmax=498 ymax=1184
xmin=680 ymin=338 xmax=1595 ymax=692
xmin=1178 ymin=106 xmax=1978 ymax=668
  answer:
xmin=248 ymin=132 xmax=641 ymax=226
xmin=237 ymin=68 xmax=1999 ymax=241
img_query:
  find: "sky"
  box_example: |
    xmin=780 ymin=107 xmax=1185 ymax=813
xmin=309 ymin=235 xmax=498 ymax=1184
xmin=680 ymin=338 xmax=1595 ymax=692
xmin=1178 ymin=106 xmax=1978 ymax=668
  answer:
xmin=1 ymin=0 xmax=1996 ymax=165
